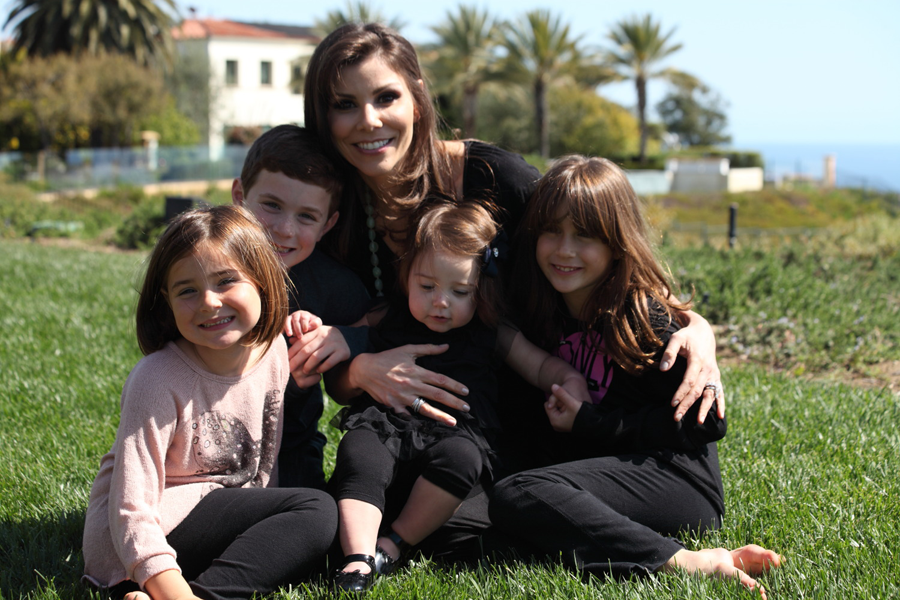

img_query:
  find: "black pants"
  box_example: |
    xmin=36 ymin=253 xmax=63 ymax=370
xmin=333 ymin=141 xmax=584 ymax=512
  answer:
xmin=489 ymin=453 xmax=721 ymax=578
xmin=163 ymin=487 xmax=337 ymax=600
xmin=330 ymin=428 xmax=483 ymax=513
xmin=278 ymin=382 xmax=327 ymax=490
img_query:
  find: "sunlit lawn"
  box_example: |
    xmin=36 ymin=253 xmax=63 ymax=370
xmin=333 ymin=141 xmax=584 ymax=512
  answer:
xmin=2 ymin=239 xmax=898 ymax=600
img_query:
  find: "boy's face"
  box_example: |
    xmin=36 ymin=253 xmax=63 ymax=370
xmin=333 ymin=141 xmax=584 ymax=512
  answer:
xmin=233 ymin=170 xmax=338 ymax=268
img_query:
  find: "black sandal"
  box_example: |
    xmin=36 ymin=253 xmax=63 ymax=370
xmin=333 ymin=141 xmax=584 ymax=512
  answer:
xmin=374 ymin=530 xmax=411 ymax=576
xmin=333 ymin=553 xmax=377 ymax=593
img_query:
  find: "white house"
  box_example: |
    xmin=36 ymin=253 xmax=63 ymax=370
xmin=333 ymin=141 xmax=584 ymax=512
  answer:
xmin=172 ymin=19 xmax=319 ymax=157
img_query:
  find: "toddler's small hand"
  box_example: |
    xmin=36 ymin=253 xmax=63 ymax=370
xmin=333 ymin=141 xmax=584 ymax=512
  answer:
xmin=288 ymin=326 xmax=351 ymax=385
xmin=285 ymin=310 xmax=323 ymax=338
xmin=544 ymin=384 xmax=584 ymax=433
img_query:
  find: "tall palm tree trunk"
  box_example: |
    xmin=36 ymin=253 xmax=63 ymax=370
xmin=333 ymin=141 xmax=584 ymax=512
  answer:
xmin=536 ymin=77 xmax=549 ymax=159
xmin=636 ymin=74 xmax=648 ymax=163
xmin=463 ymin=85 xmax=478 ymax=138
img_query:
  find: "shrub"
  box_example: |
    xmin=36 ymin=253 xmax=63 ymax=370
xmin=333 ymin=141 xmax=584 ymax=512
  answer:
xmin=668 ymin=147 xmax=764 ymax=169
xmin=608 ymin=154 xmax=667 ymax=170
xmin=114 ymin=200 xmax=166 ymax=249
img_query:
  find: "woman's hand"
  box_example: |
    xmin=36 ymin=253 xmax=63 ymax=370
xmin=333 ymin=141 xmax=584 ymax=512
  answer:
xmin=544 ymin=383 xmax=585 ymax=432
xmin=660 ymin=310 xmax=724 ymax=424
xmin=345 ymin=344 xmax=470 ymax=426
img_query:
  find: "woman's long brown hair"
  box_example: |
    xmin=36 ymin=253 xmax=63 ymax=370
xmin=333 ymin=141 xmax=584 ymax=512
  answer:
xmin=304 ymin=22 xmax=455 ymax=260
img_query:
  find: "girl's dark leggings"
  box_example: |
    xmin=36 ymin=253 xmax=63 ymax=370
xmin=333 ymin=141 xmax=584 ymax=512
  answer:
xmin=165 ymin=486 xmax=337 ymax=600
xmin=330 ymin=428 xmax=483 ymax=511
xmin=489 ymin=453 xmax=721 ymax=578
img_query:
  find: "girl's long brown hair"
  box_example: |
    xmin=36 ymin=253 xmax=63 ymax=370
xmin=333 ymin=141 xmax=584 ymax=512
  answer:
xmin=135 ymin=205 xmax=289 ymax=356
xmin=511 ymin=155 xmax=692 ymax=374
xmin=304 ymin=22 xmax=454 ymax=260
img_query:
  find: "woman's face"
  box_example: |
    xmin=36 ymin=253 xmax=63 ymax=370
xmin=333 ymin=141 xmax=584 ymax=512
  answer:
xmin=327 ymin=54 xmax=420 ymax=193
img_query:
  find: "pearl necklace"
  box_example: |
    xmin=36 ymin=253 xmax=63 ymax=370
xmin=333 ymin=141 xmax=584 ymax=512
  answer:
xmin=364 ymin=191 xmax=384 ymax=296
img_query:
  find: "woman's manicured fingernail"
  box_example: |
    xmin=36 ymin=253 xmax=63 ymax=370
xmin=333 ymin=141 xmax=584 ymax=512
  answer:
xmin=461 ymin=387 xmax=469 ymax=395
xmin=660 ymin=360 xmax=670 ymax=370
xmin=462 ymin=404 xmax=470 ymax=412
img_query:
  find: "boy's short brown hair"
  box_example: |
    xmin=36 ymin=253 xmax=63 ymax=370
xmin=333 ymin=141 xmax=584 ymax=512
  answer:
xmin=240 ymin=125 xmax=342 ymax=214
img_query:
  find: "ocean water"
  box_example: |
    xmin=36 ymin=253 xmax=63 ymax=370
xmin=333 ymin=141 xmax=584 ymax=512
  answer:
xmin=740 ymin=142 xmax=900 ymax=192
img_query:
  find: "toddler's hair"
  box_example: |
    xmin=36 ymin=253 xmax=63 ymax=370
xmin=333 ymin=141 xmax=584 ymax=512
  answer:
xmin=513 ymin=155 xmax=691 ymax=373
xmin=399 ymin=198 xmax=504 ymax=327
xmin=136 ymin=205 xmax=289 ymax=356
xmin=241 ymin=124 xmax=342 ymax=215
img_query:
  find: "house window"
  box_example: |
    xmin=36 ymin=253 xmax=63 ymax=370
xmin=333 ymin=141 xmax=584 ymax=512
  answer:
xmin=291 ymin=64 xmax=303 ymax=94
xmin=225 ymin=60 xmax=238 ymax=86
xmin=260 ymin=61 xmax=272 ymax=86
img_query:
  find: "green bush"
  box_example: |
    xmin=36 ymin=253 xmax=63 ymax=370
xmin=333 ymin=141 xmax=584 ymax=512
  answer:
xmin=607 ymin=154 xmax=667 ymax=170
xmin=0 ymin=182 xmax=156 ymax=240
xmin=668 ymin=147 xmax=764 ymax=169
xmin=114 ymin=200 xmax=166 ymax=249
xmin=664 ymin=243 xmax=900 ymax=373
xmin=520 ymin=153 xmax=549 ymax=174
xmin=0 ymin=183 xmax=53 ymax=237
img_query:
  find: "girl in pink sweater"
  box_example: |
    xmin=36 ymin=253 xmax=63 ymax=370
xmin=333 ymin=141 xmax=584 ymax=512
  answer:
xmin=82 ymin=205 xmax=337 ymax=600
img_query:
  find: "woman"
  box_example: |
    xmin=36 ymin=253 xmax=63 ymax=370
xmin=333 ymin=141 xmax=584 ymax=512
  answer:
xmin=304 ymin=23 xmax=722 ymax=426
xmin=303 ymin=23 xmax=727 ymax=567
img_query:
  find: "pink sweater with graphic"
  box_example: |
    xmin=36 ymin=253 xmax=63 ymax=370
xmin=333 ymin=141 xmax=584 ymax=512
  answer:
xmin=82 ymin=338 xmax=288 ymax=589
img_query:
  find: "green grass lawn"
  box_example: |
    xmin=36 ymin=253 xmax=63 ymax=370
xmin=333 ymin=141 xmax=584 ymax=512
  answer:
xmin=2 ymin=239 xmax=899 ymax=599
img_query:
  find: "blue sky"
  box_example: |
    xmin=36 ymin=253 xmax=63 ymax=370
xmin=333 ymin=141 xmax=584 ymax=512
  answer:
xmin=4 ymin=0 xmax=898 ymax=147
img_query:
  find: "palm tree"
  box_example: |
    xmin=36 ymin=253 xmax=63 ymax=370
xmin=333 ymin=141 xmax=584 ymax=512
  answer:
xmin=314 ymin=0 xmax=405 ymax=36
xmin=606 ymin=13 xmax=698 ymax=163
xmin=3 ymin=0 xmax=178 ymax=66
xmin=425 ymin=5 xmax=502 ymax=139
xmin=501 ymin=10 xmax=591 ymax=159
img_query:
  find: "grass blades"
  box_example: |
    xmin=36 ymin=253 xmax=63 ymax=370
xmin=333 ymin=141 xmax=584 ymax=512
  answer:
xmin=2 ymin=238 xmax=899 ymax=599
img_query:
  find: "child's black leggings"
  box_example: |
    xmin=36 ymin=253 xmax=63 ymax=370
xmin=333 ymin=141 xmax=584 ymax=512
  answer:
xmin=166 ymin=487 xmax=337 ymax=600
xmin=489 ymin=453 xmax=721 ymax=578
xmin=330 ymin=428 xmax=483 ymax=512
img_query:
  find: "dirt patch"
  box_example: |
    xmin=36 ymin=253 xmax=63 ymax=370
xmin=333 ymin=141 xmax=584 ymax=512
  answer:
xmin=717 ymin=350 xmax=900 ymax=396
xmin=23 ymin=235 xmax=143 ymax=254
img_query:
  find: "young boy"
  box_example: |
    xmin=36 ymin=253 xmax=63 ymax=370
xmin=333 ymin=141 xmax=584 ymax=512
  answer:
xmin=233 ymin=124 xmax=370 ymax=490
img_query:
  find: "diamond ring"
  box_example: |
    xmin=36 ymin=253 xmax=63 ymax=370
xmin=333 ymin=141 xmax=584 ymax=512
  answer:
xmin=703 ymin=382 xmax=723 ymax=400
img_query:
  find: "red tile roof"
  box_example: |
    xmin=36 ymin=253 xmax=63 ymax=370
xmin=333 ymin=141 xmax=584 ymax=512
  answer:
xmin=173 ymin=19 xmax=291 ymax=40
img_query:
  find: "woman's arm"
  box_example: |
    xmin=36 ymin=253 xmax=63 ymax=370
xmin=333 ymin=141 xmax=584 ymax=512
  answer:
xmin=660 ymin=309 xmax=724 ymax=423
xmin=544 ymin=384 xmax=726 ymax=451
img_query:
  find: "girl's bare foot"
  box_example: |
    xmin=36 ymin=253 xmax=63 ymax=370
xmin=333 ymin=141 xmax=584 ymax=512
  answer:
xmin=664 ymin=545 xmax=782 ymax=599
